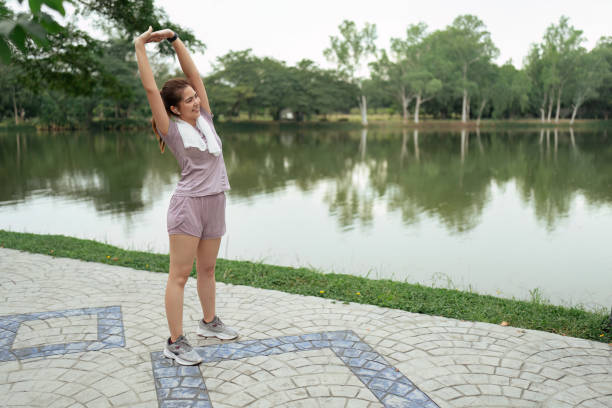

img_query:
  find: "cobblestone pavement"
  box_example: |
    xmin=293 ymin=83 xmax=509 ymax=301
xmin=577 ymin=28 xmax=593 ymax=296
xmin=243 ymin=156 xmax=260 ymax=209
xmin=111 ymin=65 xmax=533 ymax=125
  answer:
xmin=1 ymin=248 xmax=611 ymax=408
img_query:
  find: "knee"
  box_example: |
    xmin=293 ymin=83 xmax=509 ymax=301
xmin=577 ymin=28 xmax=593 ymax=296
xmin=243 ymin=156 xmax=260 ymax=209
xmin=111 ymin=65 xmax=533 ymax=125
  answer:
xmin=198 ymin=264 xmax=216 ymax=278
xmin=168 ymin=267 xmax=191 ymax=288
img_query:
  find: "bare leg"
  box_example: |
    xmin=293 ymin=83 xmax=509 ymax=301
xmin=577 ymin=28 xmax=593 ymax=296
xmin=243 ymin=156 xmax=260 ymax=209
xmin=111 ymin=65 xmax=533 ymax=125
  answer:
xmin=196 ymin=237 xmax=222 ymax=323
xmin=166 ymin=234 xmax=200 ymax=342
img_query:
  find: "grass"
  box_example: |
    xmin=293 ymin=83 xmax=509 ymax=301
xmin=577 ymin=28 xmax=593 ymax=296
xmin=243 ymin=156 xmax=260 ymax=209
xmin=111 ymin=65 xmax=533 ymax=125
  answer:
xmin=1 ymin=229 xmax=610 ymax=344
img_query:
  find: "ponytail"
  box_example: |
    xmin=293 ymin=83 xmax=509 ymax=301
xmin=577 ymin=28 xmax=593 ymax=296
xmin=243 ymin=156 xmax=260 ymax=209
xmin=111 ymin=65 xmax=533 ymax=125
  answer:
xmin=151 ymin=116 xmax=166 ymax=153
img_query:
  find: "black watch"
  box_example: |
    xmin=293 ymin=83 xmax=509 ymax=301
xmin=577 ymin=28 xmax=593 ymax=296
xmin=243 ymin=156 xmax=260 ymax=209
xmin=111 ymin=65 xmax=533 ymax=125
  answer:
xmin=167 ymin=32 xmax=178 ymax=43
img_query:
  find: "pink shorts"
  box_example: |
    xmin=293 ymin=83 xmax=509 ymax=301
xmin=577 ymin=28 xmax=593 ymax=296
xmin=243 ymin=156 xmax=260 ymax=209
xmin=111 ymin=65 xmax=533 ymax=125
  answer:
xmin=167 ymin=192 xmax=226 ymax=239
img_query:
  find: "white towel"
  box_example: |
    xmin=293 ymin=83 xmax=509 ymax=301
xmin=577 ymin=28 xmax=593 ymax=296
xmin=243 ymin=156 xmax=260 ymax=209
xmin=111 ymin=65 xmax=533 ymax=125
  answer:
xmin=176 ymin=115 xmax=221 ymax=156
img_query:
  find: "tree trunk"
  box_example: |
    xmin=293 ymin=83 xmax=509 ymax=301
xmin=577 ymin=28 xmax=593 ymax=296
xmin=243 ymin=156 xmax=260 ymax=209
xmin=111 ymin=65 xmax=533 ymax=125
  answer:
xmin=359 ymin=95 xmax=368 ymax=126
xmin=414 ymin=93 xmax=421 ymax=124
xmin=12 ymin=87 xmax=19 ymax=125
xmin=570 ymin=103 xmax=580 ymax=125
xmin=461 ymin=64 xmax=468 ymax=123
xmin=554 ymin=86 xmax=562 ymax=123
xmin=547 ymin=88 xmax=554 ymax=122
xmin=476 ymin=99 xmax=487 ymax=127
xmin=540 ymin=92 xmax=547 ymax=123
xmin=461 ymin=88 xmax=468 ymax=123
xmin=400 ymin=87 xmax=410 ymax=125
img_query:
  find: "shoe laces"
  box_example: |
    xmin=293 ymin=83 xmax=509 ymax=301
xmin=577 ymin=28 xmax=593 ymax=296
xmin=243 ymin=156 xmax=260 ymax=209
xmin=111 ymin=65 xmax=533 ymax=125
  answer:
xmin=175 ymin=335 xmax=192 ymax=352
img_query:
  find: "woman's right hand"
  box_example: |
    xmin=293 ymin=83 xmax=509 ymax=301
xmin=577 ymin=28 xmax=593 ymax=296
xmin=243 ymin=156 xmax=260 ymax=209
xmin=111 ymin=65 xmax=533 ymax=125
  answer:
xmin=134 ymin=26 xmax=154 ymax=46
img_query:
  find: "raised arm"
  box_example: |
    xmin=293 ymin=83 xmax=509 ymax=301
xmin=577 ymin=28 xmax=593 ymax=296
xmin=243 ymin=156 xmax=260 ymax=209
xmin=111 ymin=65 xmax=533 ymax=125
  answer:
xmin=152 ymin=29 xmax=212 ymax=116
xmin=134 ymin=27 xmax=169 ymax=135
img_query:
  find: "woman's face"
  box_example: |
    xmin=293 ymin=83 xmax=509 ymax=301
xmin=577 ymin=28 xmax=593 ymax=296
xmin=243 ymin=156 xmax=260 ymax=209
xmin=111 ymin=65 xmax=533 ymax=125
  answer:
xmin=174 ymin=86 xmax=200 ymax=122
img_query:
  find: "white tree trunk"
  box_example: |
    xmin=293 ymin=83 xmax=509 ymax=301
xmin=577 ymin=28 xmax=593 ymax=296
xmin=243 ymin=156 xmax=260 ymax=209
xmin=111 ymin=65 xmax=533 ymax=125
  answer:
xmin=414 ymin=93 xmax=422 ymax=124
xmin=401 ymin=88 xmax=410 ymax=125
xmin=476 ymin=99 xmax=486 ymax=127
xmin=540 ymin=92 xmax=547 ymax=123
xmin=554 ymin=86 xmax=562 ymax=123
xmin=461 ymin=89 xmax=468 ymax=123
xmin=359 ymin=95 xmax=368 ymax=126
xmin=570 ymin=104 xmax=579 ymax=125
xmin=12 ymin=87 xmax=19 ymax=125
xmin=547 ymin=89 xmax=554 ymax=122
xmin=461 ymin=64 xmax=468 ymax=123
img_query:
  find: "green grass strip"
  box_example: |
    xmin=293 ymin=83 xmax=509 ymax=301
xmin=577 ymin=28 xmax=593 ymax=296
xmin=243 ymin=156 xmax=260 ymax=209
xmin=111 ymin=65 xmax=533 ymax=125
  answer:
xmin=1 ymin=230 xmax=610 ymax=344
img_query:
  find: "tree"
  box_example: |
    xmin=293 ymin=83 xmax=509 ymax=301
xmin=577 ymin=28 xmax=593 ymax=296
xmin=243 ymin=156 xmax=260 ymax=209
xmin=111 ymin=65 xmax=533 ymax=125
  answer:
xmin=581 ymin=37 xmax=612 ymax=119
xmin=567 ymin=47 xmax=609 ymax=124
xmin=2 ymin=0 xmax=204 ymax=123
xmin=437 ymin=16 xmax=498 ymax=123
xmin=369 ymin=50 xmax=412 ymax=123
xmin=525 ymin=44 xmax=551 ymax=122
xmin=490 ymin=62 xmax=530 ymax=119
xmin=386 ymin=23 xmax=442 ymax=124
xmin=0 ymin=0 xmax=65 ymax=64
xmin=324 ymin=20 xmax=377 ymax=126
xmin=539 ymin=16 xmax=585 ymax=123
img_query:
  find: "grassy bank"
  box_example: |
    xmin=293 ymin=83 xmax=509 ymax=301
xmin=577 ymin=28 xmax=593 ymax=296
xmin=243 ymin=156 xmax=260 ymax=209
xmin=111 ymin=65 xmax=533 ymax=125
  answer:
xmin=1 ymin=230 xmax=610 ymax=344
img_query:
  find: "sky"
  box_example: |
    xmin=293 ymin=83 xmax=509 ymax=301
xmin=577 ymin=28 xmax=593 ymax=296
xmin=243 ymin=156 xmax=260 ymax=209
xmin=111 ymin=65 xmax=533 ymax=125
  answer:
xmin=152 ymin=0 xmax=612 ymax=75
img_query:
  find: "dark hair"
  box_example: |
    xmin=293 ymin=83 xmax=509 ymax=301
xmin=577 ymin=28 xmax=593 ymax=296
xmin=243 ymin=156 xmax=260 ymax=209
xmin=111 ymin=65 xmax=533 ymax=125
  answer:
xmin=151 ymin=78 xmax=192 ymax=153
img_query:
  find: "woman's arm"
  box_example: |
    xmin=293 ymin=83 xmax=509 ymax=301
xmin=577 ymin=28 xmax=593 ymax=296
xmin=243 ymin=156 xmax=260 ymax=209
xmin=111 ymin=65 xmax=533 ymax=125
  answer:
xmin=134 ymin=27 xmax=169 ymax=135
xmin=174 ymin=38 xmax=212 ymax=115
xmin=151 ymin=29 xmax=212 ymax=116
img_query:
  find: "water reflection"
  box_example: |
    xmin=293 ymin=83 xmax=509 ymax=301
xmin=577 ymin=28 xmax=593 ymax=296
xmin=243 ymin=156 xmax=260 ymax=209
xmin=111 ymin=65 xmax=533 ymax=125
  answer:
xmin=1 ymin=127 xmax=611 ymax=233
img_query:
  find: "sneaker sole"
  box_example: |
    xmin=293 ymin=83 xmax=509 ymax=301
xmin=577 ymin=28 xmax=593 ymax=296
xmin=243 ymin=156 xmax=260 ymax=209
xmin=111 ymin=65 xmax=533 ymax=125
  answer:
xmin=197 ymin=327 xmax=238 ymax=340
xmin=163 ymin=348 xmax=202 ymax=365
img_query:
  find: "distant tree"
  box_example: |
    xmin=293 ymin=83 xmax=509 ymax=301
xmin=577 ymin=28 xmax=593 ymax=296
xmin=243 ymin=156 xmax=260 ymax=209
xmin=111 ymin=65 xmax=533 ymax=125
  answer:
xmin=581 ymin=36 xmax=612 ymax=119
xmin=324 ymin=20 xmax=377 ymax=126
xmin=567 ymin=46 xmax=609 ymax=124
xmin=490 ymin=62 xmax=530 ymax=119
xmin=534 ymin=16 xmax=585 ymax=123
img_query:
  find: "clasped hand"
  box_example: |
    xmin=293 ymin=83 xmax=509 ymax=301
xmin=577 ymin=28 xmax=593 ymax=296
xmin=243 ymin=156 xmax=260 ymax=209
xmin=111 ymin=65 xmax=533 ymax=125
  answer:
xmin=134 ymin=26 xmax=175 ymax=45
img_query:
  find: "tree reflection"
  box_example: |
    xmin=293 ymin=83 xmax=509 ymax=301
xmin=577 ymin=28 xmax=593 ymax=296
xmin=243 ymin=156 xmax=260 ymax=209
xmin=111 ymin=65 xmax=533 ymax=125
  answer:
xmin=1 ymin=126 xmax=611 ymax=233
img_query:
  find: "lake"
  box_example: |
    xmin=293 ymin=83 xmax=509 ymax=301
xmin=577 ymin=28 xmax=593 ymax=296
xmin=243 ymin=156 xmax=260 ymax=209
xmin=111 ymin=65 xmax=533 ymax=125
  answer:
xmin=1 ymin=125 xmax=611 ymax=309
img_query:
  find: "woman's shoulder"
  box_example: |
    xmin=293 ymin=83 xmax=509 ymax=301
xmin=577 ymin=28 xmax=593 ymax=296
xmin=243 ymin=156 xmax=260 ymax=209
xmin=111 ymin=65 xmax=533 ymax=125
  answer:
xmin=158 ymin=118 xmax=179 ymax=141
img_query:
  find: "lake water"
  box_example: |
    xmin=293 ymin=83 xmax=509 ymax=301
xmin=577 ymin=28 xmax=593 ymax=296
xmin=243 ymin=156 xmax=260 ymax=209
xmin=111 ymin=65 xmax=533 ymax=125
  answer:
xmin=1 ymin=126 xmax=611 ymax=309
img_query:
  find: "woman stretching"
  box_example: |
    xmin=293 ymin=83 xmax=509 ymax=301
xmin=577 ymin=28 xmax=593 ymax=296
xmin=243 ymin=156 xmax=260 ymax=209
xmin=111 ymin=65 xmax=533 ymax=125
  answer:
xmin=135 ymin=27 xmax=238 ymax=366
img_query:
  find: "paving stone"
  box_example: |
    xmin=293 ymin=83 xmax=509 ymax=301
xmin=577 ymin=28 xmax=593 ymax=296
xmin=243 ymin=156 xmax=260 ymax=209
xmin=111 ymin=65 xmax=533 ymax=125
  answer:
xmin=2 ymin=248 xmax=612 ymax=408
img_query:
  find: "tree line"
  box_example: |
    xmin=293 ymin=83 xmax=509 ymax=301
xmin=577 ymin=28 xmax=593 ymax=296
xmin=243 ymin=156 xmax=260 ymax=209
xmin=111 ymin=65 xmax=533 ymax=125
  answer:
xmin=1 ymin=0 xmax=610 ymax=128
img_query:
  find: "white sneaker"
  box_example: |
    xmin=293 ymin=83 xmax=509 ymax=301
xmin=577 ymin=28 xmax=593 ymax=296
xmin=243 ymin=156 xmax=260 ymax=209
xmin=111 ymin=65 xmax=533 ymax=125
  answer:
xmin=163 ymin=335 xmax=202 ymax=365
xmin=197 ymin=316 xmax=238 ymax=340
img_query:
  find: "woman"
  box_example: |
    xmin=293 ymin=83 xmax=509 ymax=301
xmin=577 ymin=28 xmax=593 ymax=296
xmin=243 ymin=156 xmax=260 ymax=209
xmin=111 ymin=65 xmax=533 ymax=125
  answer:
xmin=135 ymin=27 xmax=238 ymax=366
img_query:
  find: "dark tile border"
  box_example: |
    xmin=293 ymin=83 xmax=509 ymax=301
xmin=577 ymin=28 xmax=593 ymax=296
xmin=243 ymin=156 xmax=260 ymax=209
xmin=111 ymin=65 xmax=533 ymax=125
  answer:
xmin=151 ymin=330 xmax=439 ymax=408
xmin=0 ymin=306 xmax=125 ymax=362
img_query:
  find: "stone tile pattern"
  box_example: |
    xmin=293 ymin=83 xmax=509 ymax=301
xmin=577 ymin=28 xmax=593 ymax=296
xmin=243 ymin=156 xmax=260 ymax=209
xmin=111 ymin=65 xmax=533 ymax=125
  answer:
xmin=0 ymin=306 xmax=125 ymax=362
xmin=151 ymin=330 xmax=439 ymax=408
xmin=1 ymin=248 xmax=611 ymax=407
